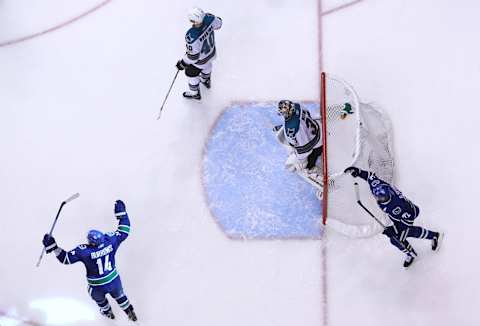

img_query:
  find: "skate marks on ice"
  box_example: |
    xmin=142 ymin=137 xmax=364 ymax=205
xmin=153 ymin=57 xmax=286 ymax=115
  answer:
xmin=202 ymin=102 xmax=323 ymax=240
xmin=0 ymin=0 xmax=113 ymax=48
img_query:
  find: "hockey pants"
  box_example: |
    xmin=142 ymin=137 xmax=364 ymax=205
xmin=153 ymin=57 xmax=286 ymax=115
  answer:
xmin=306 ymin=146 xmax=323 ymax=170
xmin=383 ymin=222 xmax=436 ymax=255
xmin=87 ymin=276 xmax=132 ymax=314
xmin=185 ymin=62 xmax=212 ymax=93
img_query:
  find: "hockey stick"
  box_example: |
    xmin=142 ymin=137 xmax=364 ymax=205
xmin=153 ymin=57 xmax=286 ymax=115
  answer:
xmin=353 ymin=182 xmax=413 ymax=254
xmin=156 ymin=69 xmax=180 ymax=120
xmin=36 ymin=193 xmax=80 ymax=267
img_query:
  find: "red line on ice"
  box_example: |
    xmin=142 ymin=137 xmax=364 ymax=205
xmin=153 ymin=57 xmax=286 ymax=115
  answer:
xmin=317 ymin=1 xmax=365 ymax=326
xmin=322 ymin=0 xmax=365 ymax=16
xmin=0 ymin=0 xmax=113 ymax=48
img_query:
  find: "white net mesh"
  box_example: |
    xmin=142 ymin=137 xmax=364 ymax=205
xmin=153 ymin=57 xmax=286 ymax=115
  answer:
xmin=314 ymin=75 xmax=395 ymax=237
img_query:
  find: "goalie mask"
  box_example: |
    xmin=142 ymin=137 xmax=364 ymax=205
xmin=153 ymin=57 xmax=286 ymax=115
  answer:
xmin=372 ymin=184 xmax=391 ymax=203
xmin=278 ymin=100 xmax=295 ymax=120
xmin=87 ymin=229 xmax=105 ymax=247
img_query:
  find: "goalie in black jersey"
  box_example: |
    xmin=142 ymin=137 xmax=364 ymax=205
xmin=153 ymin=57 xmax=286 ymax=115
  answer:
xmin=344 ymin=167 xmax=443 ymax=268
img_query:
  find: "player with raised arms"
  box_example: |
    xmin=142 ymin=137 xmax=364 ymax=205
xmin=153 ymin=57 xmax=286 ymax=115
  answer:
xmin=42 ymin=200 xmax=138 ymax=321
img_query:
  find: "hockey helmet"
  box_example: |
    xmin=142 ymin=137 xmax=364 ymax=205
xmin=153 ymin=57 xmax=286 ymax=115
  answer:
xmin=278 ymin=100 xmax=295 ymax=120
xmin=372 ymin=184 xmax=391 ymax=203
xmin=87 ymin=229 xmax=105 ymax=247
xmin=188 ymin=7 xmax=205 ymax=26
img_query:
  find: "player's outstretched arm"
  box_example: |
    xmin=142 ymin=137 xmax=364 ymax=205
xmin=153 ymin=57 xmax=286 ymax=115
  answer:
xmin=42 ymin=234 xmax=81 ymax=265
xmin=344 ymin=166 xmax=369 ymax=181
xmin=114 ymin=200 xmax=131 ymax=244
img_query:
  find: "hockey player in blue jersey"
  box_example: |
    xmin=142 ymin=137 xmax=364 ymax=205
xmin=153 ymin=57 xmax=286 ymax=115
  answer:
xmin=42 ymin=200 xmax=137 ymax=321
xmin=176 ymin=7 xmax=222 ymax=100
xmin=344 ymin=166 xmax=443 ymax=268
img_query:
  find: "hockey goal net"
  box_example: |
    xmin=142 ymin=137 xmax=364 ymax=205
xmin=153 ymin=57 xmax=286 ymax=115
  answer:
xmin=315 ymin=72 xmax=395 ymax=237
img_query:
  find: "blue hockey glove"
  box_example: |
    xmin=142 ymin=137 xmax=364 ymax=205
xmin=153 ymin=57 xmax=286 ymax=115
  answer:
xmin=114 ymin=200 xmax=127 ymax=219
xmin=344 ymin=166 xmax=360 ymax=177
xmin=42 ymin=234 xmax=58 ymax=253
xmin=176 ymin=59 xmax=186 ymax=71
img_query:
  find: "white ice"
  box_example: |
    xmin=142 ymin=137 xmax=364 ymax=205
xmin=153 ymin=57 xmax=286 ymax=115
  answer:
xmin=0 ymin=0 xmax=479 ymax=325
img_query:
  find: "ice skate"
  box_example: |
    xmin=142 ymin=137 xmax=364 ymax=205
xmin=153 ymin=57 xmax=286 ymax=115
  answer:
xmin=201 ymin=77 xmax=211 ymax=89
xmin=432 ymin=232 xmax=444 ymax=252
xmin=125 ymin=305 xmax=138 ymax=322
xmin=183 ymin=90 xmax=201 ymax=100
xmin=403 ymin=254 xmax=415 ymax=269
xmin=101 ymin=308 xmax=115 ymax=320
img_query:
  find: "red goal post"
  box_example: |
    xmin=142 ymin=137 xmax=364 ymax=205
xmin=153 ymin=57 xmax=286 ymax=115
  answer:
xmin=319 ymin=72 xmax=395 ymax=237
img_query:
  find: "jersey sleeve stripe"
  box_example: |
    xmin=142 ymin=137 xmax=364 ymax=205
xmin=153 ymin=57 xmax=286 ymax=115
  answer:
xmin=118 ymin=225 xmax=130 ymax=234
xmin=295 ymin=128 xmax=321 ymax=154
xmin=187 ymin=52 xmax=200 ymax=60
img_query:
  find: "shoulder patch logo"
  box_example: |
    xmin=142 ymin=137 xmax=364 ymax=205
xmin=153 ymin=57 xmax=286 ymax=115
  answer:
xmin=78 ymin=244 xmax=87 ymax=250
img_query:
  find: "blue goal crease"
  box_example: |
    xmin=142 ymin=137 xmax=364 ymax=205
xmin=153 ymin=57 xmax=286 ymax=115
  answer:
xmin=202 ymin=103 xmax=324 ymax=240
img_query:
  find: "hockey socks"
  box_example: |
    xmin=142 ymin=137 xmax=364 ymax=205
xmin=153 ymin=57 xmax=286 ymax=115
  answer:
xmin=200 ymin=72 xmax=211 ymax=89
xmin=115 ymin=294 xmax=137 ymax=321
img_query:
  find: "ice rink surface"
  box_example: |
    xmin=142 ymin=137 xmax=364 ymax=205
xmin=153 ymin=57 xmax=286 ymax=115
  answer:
xmin=1 ymin=0 xmax=479 ymax=325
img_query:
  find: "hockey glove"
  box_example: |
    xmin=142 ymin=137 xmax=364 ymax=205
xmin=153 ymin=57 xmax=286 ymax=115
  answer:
xmin=176 ymin=59 xmax=186 ymax=71
xmin=114 ymin=200 xmax=127 ymax=219
xmin=42 ymin=234 xmax=58 ymax=253
xmin=344 ymin=166 xmax=360 ymax=177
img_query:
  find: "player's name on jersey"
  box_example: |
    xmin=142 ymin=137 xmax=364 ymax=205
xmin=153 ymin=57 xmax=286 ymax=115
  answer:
xmin=90 ymin=244 xmax=113 ymax=259
xmin=199 ymin=25 xmax=214 ymax=42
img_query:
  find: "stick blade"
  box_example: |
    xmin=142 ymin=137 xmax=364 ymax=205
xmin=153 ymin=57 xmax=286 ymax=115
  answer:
xmin=64 ymin=192 xmax=80 ymax=203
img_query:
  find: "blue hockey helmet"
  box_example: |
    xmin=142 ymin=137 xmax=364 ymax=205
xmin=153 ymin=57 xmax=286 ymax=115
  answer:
xmin=372 ymin=184 xmax=391 ymax=203
xmin=87 ymin=230 xmax=105 ymax=247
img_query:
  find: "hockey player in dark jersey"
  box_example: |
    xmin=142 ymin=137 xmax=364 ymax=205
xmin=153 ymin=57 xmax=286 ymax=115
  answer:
xmin=344 ymin=166 xmax=443 ymax=268
xmin=42 ymin=200 xmax=137 ymax=321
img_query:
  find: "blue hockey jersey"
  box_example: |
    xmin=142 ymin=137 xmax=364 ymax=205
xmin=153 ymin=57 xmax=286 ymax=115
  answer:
xmin=358 ymin=170 xmax=420 ymax=226
xmin=54 ymin=215 xmax=131 ymax=287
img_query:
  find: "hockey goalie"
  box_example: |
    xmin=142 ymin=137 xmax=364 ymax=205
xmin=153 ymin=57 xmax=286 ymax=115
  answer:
xmin=274 ymin=100 xmax=324 ymax=184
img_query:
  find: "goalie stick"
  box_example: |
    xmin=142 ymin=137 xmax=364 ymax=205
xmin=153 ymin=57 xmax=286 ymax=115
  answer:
xmin=156 ymin=69 xmax=180 ymax=120
xmin=36 ymin=193 xmax=80 ymax=267
xmin=353 ymin=182 xmax=414 ymax=254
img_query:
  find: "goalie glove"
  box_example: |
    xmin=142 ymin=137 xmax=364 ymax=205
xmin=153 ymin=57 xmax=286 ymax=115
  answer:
xmin=114 ymin=200 xmax=127 ymax=219
xmin=42 ymin=234 xmax=58 ymax=254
